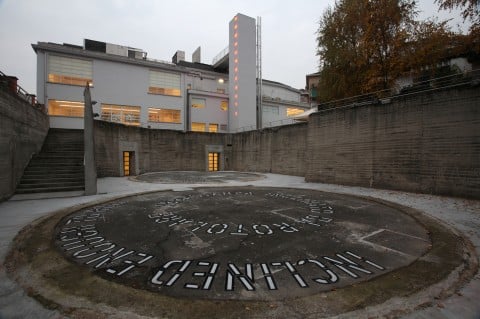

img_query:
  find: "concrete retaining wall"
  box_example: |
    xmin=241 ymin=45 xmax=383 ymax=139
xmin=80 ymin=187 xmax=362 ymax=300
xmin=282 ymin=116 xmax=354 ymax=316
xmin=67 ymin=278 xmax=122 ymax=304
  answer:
xmin=94 ymin=121 xmax=231 ymax=177
xmin=93 ymin=86 xmax=479 ymax=199
xmin=305 ymin=86 xmax=480 ymax=198
xmin=0 ymin=89 xmax=49 ymax=200
xmin=230 ymin=123 xmax=307 ymax=176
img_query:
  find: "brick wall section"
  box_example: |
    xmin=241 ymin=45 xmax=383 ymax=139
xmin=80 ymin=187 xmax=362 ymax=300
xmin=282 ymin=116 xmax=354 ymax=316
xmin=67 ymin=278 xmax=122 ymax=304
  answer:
xmin=305 ymin=86 xmax=480 ymax=199
xmin=0 ymin=89 xmax=49 ymax=200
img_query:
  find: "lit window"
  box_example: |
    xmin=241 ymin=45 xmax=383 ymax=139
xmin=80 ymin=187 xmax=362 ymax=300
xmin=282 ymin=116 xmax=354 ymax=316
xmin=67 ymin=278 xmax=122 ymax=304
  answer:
xmin=287 ymin=107 xmax=305 ymax=117
xmin=191 ymin=98 xmax=206 ymax=108
xmin=48 ymin=55 xmax=92 ymax=86
xmin=220 ymin=101 xmax=228 ymax=111
xmin=149 ymin=70 xmax=181 ymax=96
xmin=209 ymin=124 xmax=218 ymax=133
xmin=191 ymin=122 xmax=206 ymax=132
xmin=48 ymin=100 xmax=84 ymax=117
xmin=101 ymin=104 xmax=141 ymax=126
xmin=148 ymin=108 xmax=181 ymax=123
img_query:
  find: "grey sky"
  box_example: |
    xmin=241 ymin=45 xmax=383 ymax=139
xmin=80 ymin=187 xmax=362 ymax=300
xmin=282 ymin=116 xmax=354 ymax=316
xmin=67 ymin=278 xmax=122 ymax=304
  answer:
xmin=0 ymin=0 xmax=467 ymax=94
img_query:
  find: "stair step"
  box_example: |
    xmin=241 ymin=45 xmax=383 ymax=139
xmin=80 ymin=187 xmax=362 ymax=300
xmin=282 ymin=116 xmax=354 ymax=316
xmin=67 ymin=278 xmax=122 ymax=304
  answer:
xmin=26 ymin=162 xmax=84 ymax=168
xmin=20 ymin=176 xmax=84 ymax=183
xmin=17 ymin=181 xmax=84 ymax=189
xmin=15 ymin=185 xmax=85 ymax=194
xmin=16 ymin=128 xmax=89 ymax=195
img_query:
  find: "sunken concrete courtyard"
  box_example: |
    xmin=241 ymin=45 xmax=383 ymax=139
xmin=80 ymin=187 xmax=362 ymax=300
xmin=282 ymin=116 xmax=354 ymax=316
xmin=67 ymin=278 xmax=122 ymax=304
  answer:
xmin=2 ymin=172 xmax=479 ymax=318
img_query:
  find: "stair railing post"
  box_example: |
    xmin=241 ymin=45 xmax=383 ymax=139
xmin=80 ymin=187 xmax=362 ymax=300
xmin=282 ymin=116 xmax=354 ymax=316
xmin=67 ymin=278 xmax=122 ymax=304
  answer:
xmin=83 ymin=83 xmax=97 ymax=195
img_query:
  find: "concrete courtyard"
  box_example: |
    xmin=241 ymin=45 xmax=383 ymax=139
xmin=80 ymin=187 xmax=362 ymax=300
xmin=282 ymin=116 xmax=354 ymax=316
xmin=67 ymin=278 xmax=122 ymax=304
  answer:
xmin=0 ymin=172 xmax=479 ymax=318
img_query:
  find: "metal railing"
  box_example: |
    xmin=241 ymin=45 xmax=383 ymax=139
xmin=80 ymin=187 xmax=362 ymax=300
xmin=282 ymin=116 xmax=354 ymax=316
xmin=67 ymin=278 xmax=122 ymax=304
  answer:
xmin=0 ymin=70 xmax=40 ymax=107
xmin=317 ymin=69 xmax=480 ymax=111
xmin=212 ymin=46 xmax=229 ymax=66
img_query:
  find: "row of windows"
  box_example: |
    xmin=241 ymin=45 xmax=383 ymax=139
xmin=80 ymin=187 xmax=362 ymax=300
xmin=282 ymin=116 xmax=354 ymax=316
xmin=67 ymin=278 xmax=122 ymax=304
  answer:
xmin=48 ymin=99 xmax=304 ymax=128
xmin=48 ymin=100 xmax=181 ymax=125
xmin=47 ymin=55 xmax=181 ymax=97
xmin=191 ymin=123 xmax=226 ymax=133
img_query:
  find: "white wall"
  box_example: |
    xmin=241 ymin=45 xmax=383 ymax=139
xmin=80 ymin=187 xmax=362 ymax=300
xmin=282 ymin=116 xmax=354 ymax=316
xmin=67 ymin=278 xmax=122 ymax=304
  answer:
xmin=262 ymin=82 xmax=300 ymax=102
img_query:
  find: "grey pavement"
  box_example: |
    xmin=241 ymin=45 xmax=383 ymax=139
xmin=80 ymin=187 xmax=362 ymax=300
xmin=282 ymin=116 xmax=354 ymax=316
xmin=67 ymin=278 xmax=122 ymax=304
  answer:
xmin=1 ymin=173 xmax=479 ymax=318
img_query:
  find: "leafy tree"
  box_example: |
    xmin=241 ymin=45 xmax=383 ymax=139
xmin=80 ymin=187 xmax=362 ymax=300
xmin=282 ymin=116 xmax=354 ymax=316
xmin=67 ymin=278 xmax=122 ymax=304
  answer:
xmin=316 ymin=1 xmax=369 ymax=100
xmin=316 ymin=0 xmax=456 ymax=101
xmin=435 ymin=0 xmax=479 ymax=55
xmin=408 ymin=18 xmax=456 ymax=76
xmin=435 ymin=0 xmax=479 ymax=31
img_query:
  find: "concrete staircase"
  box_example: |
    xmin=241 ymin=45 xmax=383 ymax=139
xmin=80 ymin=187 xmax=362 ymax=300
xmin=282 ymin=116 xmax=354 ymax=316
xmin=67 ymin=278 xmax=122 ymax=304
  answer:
xmin=16 ymin=129 xmax=85 ymax=194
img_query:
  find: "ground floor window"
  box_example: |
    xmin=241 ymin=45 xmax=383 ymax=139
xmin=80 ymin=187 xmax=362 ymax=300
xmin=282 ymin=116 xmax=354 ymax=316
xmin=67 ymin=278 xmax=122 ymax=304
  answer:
xmin=48 ymin=100 xmax=84 ymax=117
xmin=191 ymin=122 xmax=206 ymax=132
xmin=148 ymin=108 xmax=181 ymax=123
xmin=209 ymin=123 xmax=218 ymax=133
xmin=208 ymin=152 xmax=219 ymax=171
xmin=101 ymin=104 xmax=141 ymax=126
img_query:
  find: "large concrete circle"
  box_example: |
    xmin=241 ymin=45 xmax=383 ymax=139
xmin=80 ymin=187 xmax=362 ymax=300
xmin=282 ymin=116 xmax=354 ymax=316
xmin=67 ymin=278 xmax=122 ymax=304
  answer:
xmin=54 ymin=187 xmax=430 ymax=301
xmin=133 ymin=171 xmax=266 ymax=184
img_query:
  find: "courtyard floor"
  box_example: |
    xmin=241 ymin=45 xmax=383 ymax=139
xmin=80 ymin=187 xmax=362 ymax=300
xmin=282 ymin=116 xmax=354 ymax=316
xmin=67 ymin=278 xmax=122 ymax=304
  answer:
xmin=0 ymin=172 xmax=479 ymax=318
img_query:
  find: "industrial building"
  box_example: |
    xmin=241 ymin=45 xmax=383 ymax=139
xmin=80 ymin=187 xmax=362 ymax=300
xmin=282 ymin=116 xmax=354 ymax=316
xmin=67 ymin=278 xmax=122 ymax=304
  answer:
xmin=32 ymin=13 xmax=310 ymax=133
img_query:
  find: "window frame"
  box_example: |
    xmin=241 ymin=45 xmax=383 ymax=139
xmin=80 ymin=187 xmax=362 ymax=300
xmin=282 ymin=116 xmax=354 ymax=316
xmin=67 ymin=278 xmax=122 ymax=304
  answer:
xmin=148 ymin=107 xmax=181 ymax=124
xmin=47 ymin=54 xmax=93 ymax=87
xmin=191 ymin=98 xmax=206 ymax=109
xmin=48 ymin=99 xmax=85 ymax=117
xmin=101 ymin=103 xmax=141 ymax=126
xmin=148 ymin=70 xmax=181 ymax=97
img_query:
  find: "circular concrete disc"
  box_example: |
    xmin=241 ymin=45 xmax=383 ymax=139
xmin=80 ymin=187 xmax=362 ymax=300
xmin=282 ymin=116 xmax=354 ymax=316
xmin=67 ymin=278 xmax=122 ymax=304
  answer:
xmin=54 ymin=187 xmax=430 ymax=301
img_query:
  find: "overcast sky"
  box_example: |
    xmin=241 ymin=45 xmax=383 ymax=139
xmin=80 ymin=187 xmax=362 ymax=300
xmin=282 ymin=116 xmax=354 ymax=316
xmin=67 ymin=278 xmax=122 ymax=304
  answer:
xmin=0 ymin=0 xmax=467 ymax=94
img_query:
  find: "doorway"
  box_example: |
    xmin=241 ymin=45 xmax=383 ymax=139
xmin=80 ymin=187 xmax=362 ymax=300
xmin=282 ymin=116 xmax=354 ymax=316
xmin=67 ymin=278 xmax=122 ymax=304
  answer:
xmin=123 ymin=151 xmax=134 ymax=176
xmin=208 ymin=152 xmax=220 ymax=172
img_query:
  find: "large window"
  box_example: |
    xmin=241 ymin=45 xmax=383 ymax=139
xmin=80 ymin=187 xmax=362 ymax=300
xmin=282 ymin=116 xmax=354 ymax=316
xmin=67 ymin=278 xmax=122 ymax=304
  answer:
xmin=191 ymin=98 xmax=206 ymax=109
xmin=148 ymin=108 xmax=181 ymax=123
xmin=287 ymin=107 xmax=305 ymax=117
xmin=101 ymin=104 xmax=141 ymax=126
xmin=191 ymin=122 xmax=206 ymax=132
xmin=48 ymin=100 xmax=84 ymax=117
xmin=48 ymin=55 xmax=92 ymax=86
xmin=149 ymin=70 xmax=181 ymax=96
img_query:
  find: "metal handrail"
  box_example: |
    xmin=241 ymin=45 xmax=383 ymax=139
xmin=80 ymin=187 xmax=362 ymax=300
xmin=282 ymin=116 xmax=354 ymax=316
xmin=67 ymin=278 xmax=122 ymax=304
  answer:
xmin=317 ymin=68 xmax=480 ymax=111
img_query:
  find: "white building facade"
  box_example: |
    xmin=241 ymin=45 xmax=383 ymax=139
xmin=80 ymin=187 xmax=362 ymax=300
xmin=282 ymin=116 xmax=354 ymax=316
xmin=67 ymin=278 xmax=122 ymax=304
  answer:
xmin=32 ymin=14 xmax=310 ymax=133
